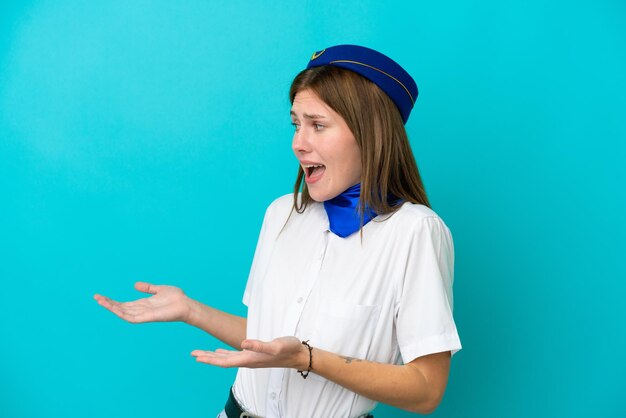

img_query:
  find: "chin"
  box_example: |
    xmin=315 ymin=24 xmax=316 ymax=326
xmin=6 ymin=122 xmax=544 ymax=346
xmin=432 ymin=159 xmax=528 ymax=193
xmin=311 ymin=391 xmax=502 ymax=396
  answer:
xmin=308 ymin=188 xmax=340 ymax=203
xmin=308 ymin=192 xmax=327 ymax=203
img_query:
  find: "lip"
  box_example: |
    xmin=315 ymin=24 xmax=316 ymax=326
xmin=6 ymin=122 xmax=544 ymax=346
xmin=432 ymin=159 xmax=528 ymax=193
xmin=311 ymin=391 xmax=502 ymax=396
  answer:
xmin=304 ymin=169 xmax=326 ymax=184
xmin=305 ymin=166 xmax=325 ymax=184
xmin=299 ymin=159 xmax=324 ymax=166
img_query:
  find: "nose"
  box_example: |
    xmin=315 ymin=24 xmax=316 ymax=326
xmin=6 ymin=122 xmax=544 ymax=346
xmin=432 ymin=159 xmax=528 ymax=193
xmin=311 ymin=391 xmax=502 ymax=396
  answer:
xmin=292 ymin=127 xmax=311 ymax=155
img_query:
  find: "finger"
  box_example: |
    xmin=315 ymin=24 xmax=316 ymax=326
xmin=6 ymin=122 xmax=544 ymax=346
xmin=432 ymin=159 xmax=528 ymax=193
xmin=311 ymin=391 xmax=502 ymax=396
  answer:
xmin=194 ymin=352 xmax=244 ymax=367
xmin=121 ymin=310 xmax=154 ymax=323
xmin=191 ymin=349 xmax=232 ymax=356
xmin=98 ymin=299 xmax=131 ymax=316
xmin=194 ymin=355 xmax=223 ymax=365
xmin=94 ymin=294 xmax=115 ymax=306
xmin=115 ymin=300 xmax=142 ymax=309
xmin=118 ymin=302 xmax=150 ymax=313
xmin=98 ymin=300 xmax=137 ymax=319
xmin=241 ymin=339 xmax=271 ymax=354
xmin=191 ymin=350 xmax=215 ymax=357
xmin=191 ymin=351 xmax=236 ymax=363
xmin=95 ymin=294 xmax=129 ymax=307
xmin=106 ymin=303 xmax=131 ymax=320
xmin=116 ymin=305 xmax=146 ymax=317
xmin=94 ymin=295 xmax=118 ymax=310
xmin=135 ymin=282 xmax=160 ymax=295
xmin=195 ymin=350 xmax=274 ymax=368
xmin=105 ymin=303 xmax=152 ymax=324
xmin=95 ymin=295 xmax=140 ymax=313
xmin=94 ymin=295 xmax=137 ymax=321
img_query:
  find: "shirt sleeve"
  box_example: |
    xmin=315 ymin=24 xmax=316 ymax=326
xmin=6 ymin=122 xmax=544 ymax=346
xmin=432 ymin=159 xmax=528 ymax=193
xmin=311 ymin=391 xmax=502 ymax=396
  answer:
xmin=242 ymin=201 xmax=277 ymax=307
xmin=395 ymin=216 xmax=462 ymax=363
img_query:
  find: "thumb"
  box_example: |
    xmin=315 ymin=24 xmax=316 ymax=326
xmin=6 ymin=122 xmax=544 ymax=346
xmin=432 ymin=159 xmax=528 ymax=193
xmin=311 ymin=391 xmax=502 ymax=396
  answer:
xmin=241 ymin=339 xmax=270 ymax=354
xmin=135 ymin=281 xmax=160 ymax=295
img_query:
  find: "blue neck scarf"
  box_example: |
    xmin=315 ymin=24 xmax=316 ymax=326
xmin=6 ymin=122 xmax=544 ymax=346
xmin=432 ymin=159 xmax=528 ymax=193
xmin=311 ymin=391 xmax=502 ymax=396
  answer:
xmin=323 ymin=183 xmax=377 ymax=238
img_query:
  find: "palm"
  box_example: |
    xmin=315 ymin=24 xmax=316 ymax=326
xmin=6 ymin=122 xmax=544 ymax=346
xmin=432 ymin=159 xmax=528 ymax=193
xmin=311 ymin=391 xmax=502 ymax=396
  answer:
xmin=192 ymin=336 xmax=307 ymax=370
xmin=94 ymin=282 xmax=190 ymax=324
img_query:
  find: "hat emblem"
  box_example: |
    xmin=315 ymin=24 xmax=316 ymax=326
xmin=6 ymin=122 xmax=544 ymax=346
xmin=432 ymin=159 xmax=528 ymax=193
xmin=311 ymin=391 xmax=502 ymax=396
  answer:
xmin=310 ymin=49 xmax=326 ymax=60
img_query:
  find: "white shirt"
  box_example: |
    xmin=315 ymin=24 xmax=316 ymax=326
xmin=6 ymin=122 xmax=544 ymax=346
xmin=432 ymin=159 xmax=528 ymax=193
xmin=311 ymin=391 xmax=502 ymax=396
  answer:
xmin=233 ymin=194 xmax=461 ymax=418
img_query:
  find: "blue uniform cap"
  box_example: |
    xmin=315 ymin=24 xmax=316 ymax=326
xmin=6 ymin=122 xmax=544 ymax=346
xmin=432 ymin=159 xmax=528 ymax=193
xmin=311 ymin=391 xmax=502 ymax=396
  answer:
xmin=306 ymin=44 xmax=418 ymax=124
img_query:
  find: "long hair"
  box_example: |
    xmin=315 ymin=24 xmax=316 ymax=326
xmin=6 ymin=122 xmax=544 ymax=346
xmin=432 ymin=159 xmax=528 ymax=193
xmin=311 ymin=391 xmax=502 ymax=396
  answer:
xmin=289 ymin=65 xmax=430 ymax=223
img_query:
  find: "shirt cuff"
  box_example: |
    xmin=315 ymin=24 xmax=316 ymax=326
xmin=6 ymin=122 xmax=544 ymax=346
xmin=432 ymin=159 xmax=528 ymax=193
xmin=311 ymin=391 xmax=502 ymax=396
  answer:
xmin=400 ymin=333 xmax=462 ymax=363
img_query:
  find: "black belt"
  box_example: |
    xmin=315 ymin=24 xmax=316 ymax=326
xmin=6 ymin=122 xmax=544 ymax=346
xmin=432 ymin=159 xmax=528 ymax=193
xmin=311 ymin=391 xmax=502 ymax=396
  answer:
xmin=224 ymin=387 xmax=374 ymax=418
xmin=225 ymin=388 xmax=261 ymax=418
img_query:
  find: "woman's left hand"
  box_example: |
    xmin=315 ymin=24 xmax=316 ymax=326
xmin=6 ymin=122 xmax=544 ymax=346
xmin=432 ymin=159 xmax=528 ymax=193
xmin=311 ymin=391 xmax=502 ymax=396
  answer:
xmin=191 ymin=336 xmax=309 ymax=370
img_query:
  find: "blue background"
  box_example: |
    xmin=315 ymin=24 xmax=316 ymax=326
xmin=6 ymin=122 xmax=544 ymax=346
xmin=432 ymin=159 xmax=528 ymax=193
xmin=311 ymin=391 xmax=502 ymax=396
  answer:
xmin=1 ymin=1 xmax=624 ymax=417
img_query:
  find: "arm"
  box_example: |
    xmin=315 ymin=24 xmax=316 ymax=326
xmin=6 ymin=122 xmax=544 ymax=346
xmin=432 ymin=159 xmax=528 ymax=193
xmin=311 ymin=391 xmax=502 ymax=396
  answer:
xmin=191 ymin=337 xmax=450 ymax=414
xmin=186 ymin=298 xmax=247 ymax=350
xmin=94 ymin=281 xmax=247 ymax=350
xmin=310 ymin=347 xmax=450 ymax=414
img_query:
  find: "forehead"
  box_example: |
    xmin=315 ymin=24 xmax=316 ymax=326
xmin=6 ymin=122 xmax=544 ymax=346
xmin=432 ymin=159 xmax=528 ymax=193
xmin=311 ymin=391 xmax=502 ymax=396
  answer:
xmin=291 ymin=89 xmax=331 ymax=113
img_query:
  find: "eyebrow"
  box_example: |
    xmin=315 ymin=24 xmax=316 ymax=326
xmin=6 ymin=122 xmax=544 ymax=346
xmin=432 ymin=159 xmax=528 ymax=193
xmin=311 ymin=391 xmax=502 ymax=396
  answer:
xmin=290 ymin=111 xmax=327 ymax=119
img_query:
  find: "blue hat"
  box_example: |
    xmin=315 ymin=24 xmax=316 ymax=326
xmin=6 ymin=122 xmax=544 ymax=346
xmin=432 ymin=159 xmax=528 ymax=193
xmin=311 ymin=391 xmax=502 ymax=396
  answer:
xmin=306 ymin=45 xmax=418 ymax=124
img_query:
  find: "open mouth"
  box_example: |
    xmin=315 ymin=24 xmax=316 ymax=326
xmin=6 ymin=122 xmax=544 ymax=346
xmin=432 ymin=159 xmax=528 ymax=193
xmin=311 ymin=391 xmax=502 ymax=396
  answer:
xmin=306 ymin=164 xmax=325 ymax=177
xmin=304 ymin=164 xmax=326 ymax=183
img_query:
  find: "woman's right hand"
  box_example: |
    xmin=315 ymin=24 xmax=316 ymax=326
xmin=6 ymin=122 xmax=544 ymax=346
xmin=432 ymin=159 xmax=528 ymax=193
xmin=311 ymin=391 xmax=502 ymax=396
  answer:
xmin=94 ymin=282 xmax=191 ymax=324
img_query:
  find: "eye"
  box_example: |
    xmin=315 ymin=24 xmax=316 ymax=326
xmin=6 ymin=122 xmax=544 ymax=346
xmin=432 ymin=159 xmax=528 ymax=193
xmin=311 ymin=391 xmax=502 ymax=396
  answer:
xmin=313 ymin=123 xmax=325 ymax=131
xmin=291 ymin=122 xmax=300 ymax=132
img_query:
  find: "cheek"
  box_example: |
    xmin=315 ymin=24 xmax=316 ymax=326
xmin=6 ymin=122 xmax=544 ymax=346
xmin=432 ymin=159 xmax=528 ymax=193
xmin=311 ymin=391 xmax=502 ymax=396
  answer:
xmin=351 ymin=157 xmax=362 ymax=180
xmin=350 ymin=144 xmax=362 ymax=174
xmin=340 ymin=145 xmax=362 ymax=181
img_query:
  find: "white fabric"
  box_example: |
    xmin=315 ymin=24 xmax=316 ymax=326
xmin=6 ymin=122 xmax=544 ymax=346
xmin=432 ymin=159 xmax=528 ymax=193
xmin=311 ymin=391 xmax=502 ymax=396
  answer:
xmin=232 ymin=194 xmax=461 ymax=418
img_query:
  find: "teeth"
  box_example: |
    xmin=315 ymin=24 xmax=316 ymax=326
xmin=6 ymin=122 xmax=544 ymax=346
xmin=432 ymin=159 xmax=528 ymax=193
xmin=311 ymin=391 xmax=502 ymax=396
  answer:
xmin=303 ymin=163 xmax=324 ymax=177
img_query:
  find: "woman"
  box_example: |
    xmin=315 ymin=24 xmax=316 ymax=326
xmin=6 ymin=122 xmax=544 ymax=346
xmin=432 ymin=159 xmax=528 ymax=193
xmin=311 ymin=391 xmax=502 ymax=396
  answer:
xmin=95 ymin=45 xmax=461 ymax=418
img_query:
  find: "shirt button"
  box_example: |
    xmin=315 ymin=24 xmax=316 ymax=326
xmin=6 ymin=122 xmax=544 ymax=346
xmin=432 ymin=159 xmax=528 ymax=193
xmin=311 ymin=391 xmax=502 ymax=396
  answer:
xmin=297 ymin=297 xmax=303 ymax=303
xmin=270 ymin=392 xmax=277 ymax=400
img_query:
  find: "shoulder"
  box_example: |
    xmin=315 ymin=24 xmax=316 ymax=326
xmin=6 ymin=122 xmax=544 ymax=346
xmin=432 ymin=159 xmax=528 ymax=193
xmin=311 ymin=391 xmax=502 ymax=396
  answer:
xmin=258 ymin=193 xmax=294 ymax=230
xmin=266 ymin=193 xmax=294 ymax=214
xmin=377 ymin=203 xmax=454 ymax=250
xmin=387 ymin=202 xmax=451 ymax=233
xmin=395 ymin=202 xmax=439 ymax=219
xmin=265 ymin=193 xmax=322 ymax=218
xmin=262 ymin=193 xmax=326 ymax=236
